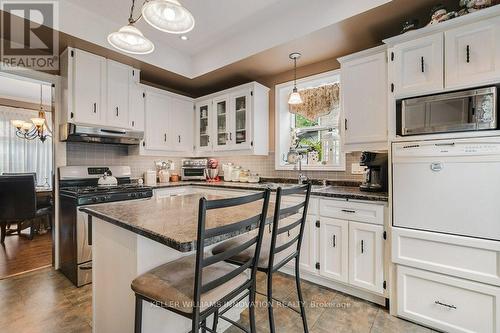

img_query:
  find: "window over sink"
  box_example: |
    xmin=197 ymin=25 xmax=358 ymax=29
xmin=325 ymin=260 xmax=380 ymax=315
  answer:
xmin=275 ymin=70 xmax=345 ymax=171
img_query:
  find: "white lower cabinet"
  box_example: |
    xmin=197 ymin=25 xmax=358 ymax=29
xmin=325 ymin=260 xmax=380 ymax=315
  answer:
xmin=319 ymin=217 xmax=348 ymax=283
xmin=397 ymin=266 xmax=500 ymax=333
xmin=348 ymin=221 xmax=384 ymax=294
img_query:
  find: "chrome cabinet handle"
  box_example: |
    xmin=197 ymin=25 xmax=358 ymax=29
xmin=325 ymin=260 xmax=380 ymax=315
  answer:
xmin=435 ymin=301 xmax=457 ymax=310
xmin=341 ymin=209 xmax=356 ymax=214
xmin=332 ymin=235 xmax=336 ymax=248
xmin=361 ymin=240 xmax=364 ymax=254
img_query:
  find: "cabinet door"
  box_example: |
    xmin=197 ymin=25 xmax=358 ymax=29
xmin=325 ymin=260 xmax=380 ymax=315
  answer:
xmin=144 ymin=91 xmax=170 ymax=151
xmin=393 ymin=33 xmax=444 ymax=97
xmin=72 ymin=49 xmax=105 ymax=125
xmin=195 ymin=100 xmax=212 ymax=152
xmin=170 ymin=97 xmax=194 ymax=152
xmin=129 ymin=83 xmax=145 ymax=131
xmin=319 ymin=217 xmax=348 ymax=283
xmin=348 ymin=221 xmax=384 ymax=294
xmin=229 ymin=89 xmax=252 ymax=150
xmin=213 ymin=95 xmax=231 ymax=150
xmin=106 ymin=60 xmax=130 ymax=128
xmin=284 ymin=214 xmax=318 ymax=274
xmin=342 ymin=51 xmax=387 ymax=148
xmin=445 ymin=17 xmax=500 ymax=89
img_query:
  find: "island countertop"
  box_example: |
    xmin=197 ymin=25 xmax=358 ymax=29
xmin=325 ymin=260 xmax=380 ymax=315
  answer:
xmin=81 ymin=192 xmax=276 ymax=252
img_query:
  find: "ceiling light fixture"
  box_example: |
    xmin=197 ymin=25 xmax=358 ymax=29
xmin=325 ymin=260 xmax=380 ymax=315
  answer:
xmin=142 ymin=0 xmax=195 ymax=34
xmin=288 ymin=52 xmax=303 ymax=105
xmin=107 ymin=0 xmax=155 ymax=55
xmin=11 ymin=84 xmax=52 ymax=142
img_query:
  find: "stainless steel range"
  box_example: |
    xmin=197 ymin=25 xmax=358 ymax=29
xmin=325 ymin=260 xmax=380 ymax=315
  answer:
xmin=59 ymin=166 xmax=152 ymax=287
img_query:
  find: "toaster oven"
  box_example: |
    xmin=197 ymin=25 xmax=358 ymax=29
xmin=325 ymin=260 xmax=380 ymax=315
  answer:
xmin=181 ymin=159 xmax=207 ymax=180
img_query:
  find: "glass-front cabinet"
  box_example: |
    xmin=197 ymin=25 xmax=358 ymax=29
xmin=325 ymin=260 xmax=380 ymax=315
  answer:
xmin=229 ymin=89 xmax=252 ymax=150
xmin=195 ymin=99 xmax=212 ymax=152
xmin=213 ymin=95 xmax=230 ymax=150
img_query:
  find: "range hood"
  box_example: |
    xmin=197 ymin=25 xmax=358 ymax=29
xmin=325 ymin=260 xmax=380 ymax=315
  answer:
xmin=60 ymin=123 xmax=143 ymax=145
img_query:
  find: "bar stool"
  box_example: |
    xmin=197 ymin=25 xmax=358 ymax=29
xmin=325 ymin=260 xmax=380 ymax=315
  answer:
xmin=212 ymin=183 xmax=312 ymax=333
xmin=131 ymin=190 xmax=271 ymax=333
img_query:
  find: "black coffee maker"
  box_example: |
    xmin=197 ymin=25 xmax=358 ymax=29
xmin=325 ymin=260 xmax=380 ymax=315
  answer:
xmin=359 ymin=152 xmax=388 ymax=192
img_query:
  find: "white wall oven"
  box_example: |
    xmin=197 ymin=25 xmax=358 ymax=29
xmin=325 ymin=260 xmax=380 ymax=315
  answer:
xmin=392 ymin=137 xmax=500 ymax=241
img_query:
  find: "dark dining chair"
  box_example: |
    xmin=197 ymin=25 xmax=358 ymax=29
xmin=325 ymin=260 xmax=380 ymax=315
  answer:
xmin=0 ymin=175 xmax=52 ymax=243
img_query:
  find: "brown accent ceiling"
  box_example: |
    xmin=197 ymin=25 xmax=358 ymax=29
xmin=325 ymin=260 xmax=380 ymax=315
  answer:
xmin=1 ymin=0 xmax=459 ymax=98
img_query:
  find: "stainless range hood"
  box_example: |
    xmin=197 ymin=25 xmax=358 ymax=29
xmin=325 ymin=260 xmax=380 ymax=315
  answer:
xmin=60 ymin=123 xmax=143 ymax=145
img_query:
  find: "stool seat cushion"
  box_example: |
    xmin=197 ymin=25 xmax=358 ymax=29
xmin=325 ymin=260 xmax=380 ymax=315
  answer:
xmin=131 ymin=254 xmax=248 ymax=314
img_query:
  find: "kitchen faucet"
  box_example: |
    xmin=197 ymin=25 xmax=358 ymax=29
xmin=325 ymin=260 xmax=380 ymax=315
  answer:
xmin=297 ymin=155 xmax=308 ymax=184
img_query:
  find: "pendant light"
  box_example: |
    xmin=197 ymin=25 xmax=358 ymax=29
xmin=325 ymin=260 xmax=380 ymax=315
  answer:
xmin=288 ymin=52 xmax=303 ymax=105
xmin=108 ymin=0 xmax=155 ymax=55
xmin=142 ymin=0 xmax=195 ymax=34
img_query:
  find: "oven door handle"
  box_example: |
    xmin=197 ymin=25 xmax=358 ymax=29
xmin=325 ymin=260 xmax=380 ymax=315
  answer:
xmin=88 ymin=215 xmax=92 ymax=246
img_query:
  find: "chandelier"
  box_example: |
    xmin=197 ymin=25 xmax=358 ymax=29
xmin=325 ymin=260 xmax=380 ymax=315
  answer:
xmin=11 ymin=85 xmax=52 ymax=143
xmin=108 ymin=0 xmax=195 ymax=55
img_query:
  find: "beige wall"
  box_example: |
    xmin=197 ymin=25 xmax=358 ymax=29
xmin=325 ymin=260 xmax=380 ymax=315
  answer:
xmin=258 ymin=57 xmax=341 ymax=151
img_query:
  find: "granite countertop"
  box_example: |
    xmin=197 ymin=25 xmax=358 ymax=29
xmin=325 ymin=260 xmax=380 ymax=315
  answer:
xmin=81 ymin=192 xmax=278 ymax=252
xmin=150 ymin=180 xmax=389 ymax=202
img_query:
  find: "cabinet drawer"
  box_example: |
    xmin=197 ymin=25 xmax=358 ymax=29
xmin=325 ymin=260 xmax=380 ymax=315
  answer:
xmin=320 ymin=199 xmax=383 ymax=225
xmin=393 ymin=228 xmax=500 ymax=286
xmin=397 ymin=266 xmax=500 ymax=333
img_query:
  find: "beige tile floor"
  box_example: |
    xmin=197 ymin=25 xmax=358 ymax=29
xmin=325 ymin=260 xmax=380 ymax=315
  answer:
xmin=0 ymin=267 xmax=434 ymax=333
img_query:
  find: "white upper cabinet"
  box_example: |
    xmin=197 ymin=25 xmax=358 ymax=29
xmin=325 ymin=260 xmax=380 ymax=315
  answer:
xmin=144 ymin=90 xmax=170 ymax=151
xmin=195 ymin=99 xmax=212 ymax=152
xmin=170 ymin=97 xmax=194 ymax=152
xmin=129 ymin=83 xmax=145 ymax=132
xmin=339 ymin=46 xmax=388 ymax=151
xmin=195 ymin=82 xmax=269 ymax=156
xmin=66 ymin=48 xmax=106 ymax=125
xmin=445 ymin=16 xmax=500 ymax=89
xmin=62 ymin=47 xmax=139 ymax=130
xmin=348 ymin=221 xmax=384 ymax=294
xmin=392 ymin=33 xmax=444 ymax=98
xmin=106 ymin=60 xmax=131 ymax=129
xmin=229 ymin=89 xmax=252 ymax=151
xmin=213 ymin=95 xmax=230 ymax=151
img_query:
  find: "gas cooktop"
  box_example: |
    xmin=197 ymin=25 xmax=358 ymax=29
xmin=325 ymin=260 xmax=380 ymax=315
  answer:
xmin=61 ymin=184 xmax=151 ymax=195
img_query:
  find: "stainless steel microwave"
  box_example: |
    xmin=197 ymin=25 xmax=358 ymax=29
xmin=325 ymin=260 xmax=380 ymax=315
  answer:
xmin=396 ymin=86 xmax=497 ymax=136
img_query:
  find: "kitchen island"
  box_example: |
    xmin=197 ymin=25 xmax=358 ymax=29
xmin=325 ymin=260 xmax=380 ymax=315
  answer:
xmin=81 ymin=191 xmax=274 ymax=333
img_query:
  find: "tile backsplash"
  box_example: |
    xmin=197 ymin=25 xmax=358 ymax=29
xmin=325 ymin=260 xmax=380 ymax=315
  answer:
xmin=66 ymin=142 xmax=363 ymax=181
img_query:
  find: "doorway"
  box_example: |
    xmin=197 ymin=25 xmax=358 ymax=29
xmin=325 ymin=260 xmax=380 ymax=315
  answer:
xmin=0 ymin=73 xmax=55 ymax=279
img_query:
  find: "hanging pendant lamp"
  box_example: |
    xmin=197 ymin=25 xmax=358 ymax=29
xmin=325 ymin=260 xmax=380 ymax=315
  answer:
xmin=288 ymin=52 xmax=303 ymax=105
xmin=108 ymin=0 xmax=155 ymax=55
xmin=142 ymin=0 xmax=195 ymax=34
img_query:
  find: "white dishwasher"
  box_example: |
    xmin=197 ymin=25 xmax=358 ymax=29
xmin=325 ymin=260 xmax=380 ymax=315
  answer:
xmin=392 ymin=136 xmax=500 ymax=241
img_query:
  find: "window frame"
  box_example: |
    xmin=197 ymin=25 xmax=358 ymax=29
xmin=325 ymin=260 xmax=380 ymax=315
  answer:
xmin=274 ymin=69 xmax=345 ymax=171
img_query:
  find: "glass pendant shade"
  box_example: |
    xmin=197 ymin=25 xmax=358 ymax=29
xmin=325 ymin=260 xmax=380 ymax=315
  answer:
xmin=21 ymin=122 xmax=33 ymax=131
xmin=11 ymin=119 xmax=25 ymax=129
xmin=31 ymin=117 xmax=45 ymax=127
xmin=288 ymin=88 xmax=303 ymax=105
xmin=142 ymin=0 xmax=195 ymax=34
xmin=108 ymin=24 xmax=155 ymax=55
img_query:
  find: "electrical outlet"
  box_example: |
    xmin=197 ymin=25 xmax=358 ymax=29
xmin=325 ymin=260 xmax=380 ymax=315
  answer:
xmin=351 ymin=163 xmax=365 ymax=175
